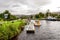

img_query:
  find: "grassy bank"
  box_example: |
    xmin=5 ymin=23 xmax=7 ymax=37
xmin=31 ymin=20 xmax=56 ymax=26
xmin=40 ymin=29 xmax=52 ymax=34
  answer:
xmin=0 ymin=19 xmax=26 ymax=40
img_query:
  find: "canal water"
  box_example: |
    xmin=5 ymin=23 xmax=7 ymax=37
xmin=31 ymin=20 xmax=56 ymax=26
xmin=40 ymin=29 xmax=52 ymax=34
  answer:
xmin=12 ymin=20 xmax=60 ymax=40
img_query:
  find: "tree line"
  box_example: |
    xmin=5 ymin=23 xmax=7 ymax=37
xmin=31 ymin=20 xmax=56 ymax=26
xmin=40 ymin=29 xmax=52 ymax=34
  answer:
xmin=0 ymin=10 xmax=18 ymax=21
xmin=0 ymin=10 xmax=60 ymax=20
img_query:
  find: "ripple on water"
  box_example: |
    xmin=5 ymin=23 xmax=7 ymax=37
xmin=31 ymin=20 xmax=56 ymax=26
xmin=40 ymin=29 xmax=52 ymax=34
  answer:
xmin=12 ymin=20 xmax=60 ymax=40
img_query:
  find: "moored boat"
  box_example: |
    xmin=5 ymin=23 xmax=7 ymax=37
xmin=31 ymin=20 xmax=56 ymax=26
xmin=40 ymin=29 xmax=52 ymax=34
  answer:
xmin=34 ymin=20 xmax=41 ymax=27
xmin=25 ymin=25 xmax=35 ymax=33
xmin=46 ymin=16 xmax=56 ymax=21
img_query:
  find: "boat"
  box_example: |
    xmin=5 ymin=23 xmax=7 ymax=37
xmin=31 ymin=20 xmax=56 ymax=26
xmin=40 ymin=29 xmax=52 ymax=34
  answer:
xmin=34 ymin=20 xmax=41 ymax=27
xmin=46 ymin=16 xmax=56 ymax=21
xmin=25 ymin=25 xmax=35 ymax=33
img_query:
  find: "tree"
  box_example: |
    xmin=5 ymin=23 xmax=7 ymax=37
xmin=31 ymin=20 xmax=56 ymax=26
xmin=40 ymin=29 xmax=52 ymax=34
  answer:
xmin=30 ymin=15 xmax=33 ymax=19
xmin=0 ymin=10 xmax=18 ymax=20
xmin=10 ymin=15 xmax=17 ymax=20
xmin=51 ymin=13 xmax=58 ymax=17
xmin=39 ymin=12 xmax=44 ymax=18
xmin=0 ymin=13 xmax=3 ymax=18
xmin=57 ymin=15 xmax=60 ymax=18
xmin=35 ymin=14 xmax=39 ymax=19
xmin=3 ymin=10 xmax=10 ymax=19
xmin=46 ymin=9 xmax=50 ymax=17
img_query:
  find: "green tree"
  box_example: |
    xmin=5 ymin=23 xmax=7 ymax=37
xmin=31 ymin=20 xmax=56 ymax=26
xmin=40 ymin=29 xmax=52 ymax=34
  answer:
xmin=46 ymin=9 xmax=50 ymax=17
xmin=51 ymin=13 xmax=58 ymax=17
xmin=10 ymin=15 xmax=17 ymax=20
xmin=3 ymin=10 xmax=10 ymax=19
xmin=0 ymin=10 xmax=18 ymax=20
xmin=35 ymin=14 xmax=39 ymax=19
xmin=39 ymin=12 xmax=44 ymax=18
xmin=30 ymin=15 xmax=33 ymax=19
xmin=0 ymin=13 xmax=3 ymax=18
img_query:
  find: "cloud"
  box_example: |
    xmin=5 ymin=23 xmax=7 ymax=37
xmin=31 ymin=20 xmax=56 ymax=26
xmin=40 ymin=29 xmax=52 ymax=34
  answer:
xmin=40 ymin=0 xmax=60 ymax=12
xmin=0 ymin=0 xmax=50 ymax=15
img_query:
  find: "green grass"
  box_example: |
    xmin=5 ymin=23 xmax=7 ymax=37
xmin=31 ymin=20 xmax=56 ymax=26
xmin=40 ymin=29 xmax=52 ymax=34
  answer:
xmin=0 ymin=19 xmax=26 ymax=40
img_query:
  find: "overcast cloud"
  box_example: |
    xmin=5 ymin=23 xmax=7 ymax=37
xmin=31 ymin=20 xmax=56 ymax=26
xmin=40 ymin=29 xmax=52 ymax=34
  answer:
xmin=0 ymin=0 xmax=50 ymax=15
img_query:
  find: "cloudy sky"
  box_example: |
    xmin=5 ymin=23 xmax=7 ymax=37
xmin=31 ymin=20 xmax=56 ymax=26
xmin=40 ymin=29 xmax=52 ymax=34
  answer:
xmin=0 ymin=0 xmax=60 ymax=15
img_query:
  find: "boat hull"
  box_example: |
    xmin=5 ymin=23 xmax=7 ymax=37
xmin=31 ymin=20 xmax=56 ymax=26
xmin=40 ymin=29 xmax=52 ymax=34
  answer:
xmin=46 ymin=19 xmax=56 ymax=21
xmin=34 ymin=24 xmax=40 ymax=27
xmin=26 ymin=30 xmax=35 ymax=33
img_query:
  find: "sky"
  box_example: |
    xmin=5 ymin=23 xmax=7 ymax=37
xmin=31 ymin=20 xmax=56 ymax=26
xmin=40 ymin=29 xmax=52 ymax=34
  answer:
xmin=0 ymin=0 xmax=60 ymax=15
xmin=41 ymin=0 xmax=60 ymax=12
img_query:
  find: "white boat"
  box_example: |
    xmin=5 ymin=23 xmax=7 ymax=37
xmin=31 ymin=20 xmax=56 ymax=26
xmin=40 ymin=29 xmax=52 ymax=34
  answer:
xmin=46 ymin=16 xmax=56 ymax=21
xmin=25 ymin=25 xmax=35 ymax=33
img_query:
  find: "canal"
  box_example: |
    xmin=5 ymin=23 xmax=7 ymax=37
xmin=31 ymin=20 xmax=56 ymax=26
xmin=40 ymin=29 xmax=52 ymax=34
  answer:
xmin=12 ymin=20 xmax=60 ymax=40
